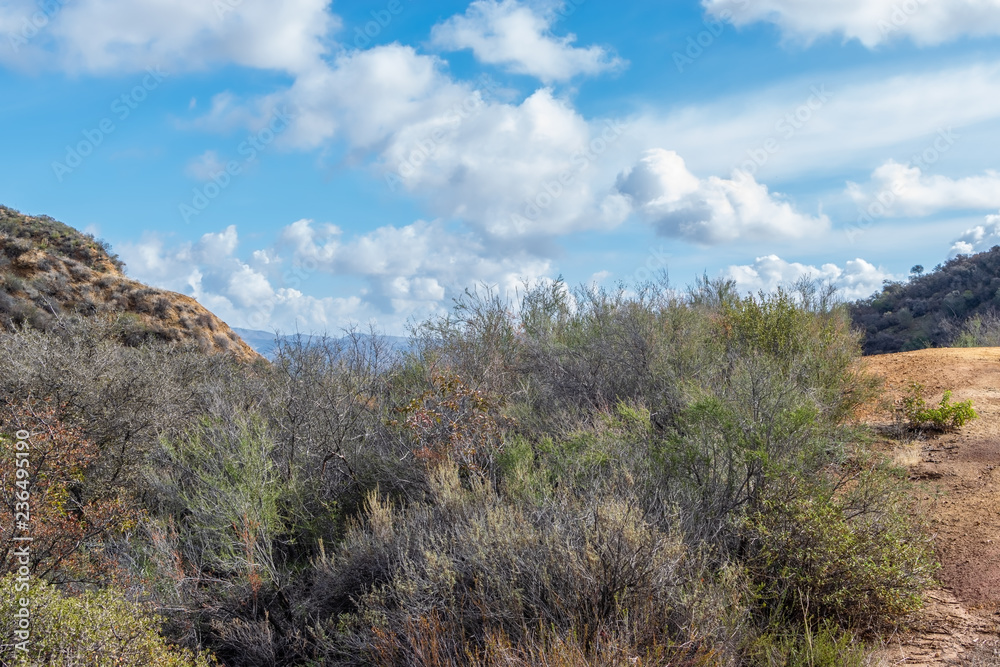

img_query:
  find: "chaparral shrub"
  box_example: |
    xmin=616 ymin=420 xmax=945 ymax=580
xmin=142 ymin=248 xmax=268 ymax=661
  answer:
xmin=0 ymin=574 xmax=214 ymax=666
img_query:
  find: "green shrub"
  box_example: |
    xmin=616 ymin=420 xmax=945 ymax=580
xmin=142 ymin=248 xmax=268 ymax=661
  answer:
xmin=151 ymin=414 xmax=286 ymax=593
xmin=2 ymin=274 xmax=24 ymax=293
xmin=503 ymin=402 xmax=652 ymax=501
xmin=746 ymin=620 xmax=867 ymax=667
xmin=899 ymin=382 xmax=978 ymax=430
xmin=952 ymin=312 xmax=1000 ymax=347
xmin=0 ymin=575 xmax=214 ymax=666
xmin=494 ymin=434 xmax=551 ymax=502
xmin=717 ymin=288 xmax=876 ymax=424
xmin=315 ymin=466 xmax=748 ymax=666
xmin=0 ymin=272 xmax=936 ymax=666
xmin=741 ymin=467 xmax=938 ymax=631
xmin=651 ymin=355 xmax=837 ymax=548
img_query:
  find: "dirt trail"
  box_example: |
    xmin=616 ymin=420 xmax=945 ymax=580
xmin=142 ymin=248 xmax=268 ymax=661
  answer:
xmin=863 ymin=348 xmax=1000 ymax=665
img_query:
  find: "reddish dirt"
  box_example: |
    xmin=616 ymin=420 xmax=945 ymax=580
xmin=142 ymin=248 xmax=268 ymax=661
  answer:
xmin=863 ymin=348 xmax=1000 ymax=665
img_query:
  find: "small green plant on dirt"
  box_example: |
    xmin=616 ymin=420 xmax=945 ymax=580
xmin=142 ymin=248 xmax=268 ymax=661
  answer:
xmin=898 ymin=382 xmax=978 ymax=431
xmin=746 ymin=619 xmax=867 ymax=667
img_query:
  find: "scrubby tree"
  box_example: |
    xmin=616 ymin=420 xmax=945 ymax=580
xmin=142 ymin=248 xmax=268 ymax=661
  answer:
xmin=0 ymin=400 xmax=137 ymax=584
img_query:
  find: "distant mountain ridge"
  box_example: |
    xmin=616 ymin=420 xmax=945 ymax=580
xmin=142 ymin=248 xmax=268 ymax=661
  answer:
xmin=233 ymin=327 xmax=411 ymax=359
xmin=0 ymin=206 xmax=260 ymax=361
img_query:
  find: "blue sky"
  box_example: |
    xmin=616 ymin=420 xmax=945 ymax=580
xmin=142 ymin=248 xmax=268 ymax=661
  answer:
xmin=4 ymin=0 xmax=1000 ymax=335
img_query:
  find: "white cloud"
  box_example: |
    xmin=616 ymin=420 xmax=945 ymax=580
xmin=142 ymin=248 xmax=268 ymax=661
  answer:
xmin=149 ymin=10 xmax=1000 ymax=251
xmin=380 ymin=87 xmax=632 ymax=239
xmin=949 ymin=212 xmax=1000 ymax=257
xmin=625 ymin=63 xmax=1000 ymax=184
xmin=1 ymin=0 xmax=335 ymax=73
xmin=118 ymin=225 xmax=379 ymax=332
xmin=118 ymin=219 xmax=555 ymax=335
xmin=589 ymin=270 xmax=612 ymax=285
xmin=615 ymin=149 xmax=829 ymax=244
xmin=227 ymin=264 xmax=275 ymax=307
xmin=431 ymin=0 xmax=624 ymax=83
xmin=118 ymin=225 xmax=240 ymax=289
xmin=195 ymin=225 xmax=240 ymax=264
xmin=195 ymin=44 xmax=633 ymax=243
xmin=185 ymin=45 xmax=474 ymax=162
xmin=847 ymin=160 xmax=1000 ymax=217
xmin=725 ymin=255 xmax=894 ymax=301
xmin=266 ymin=45 xmax=471 ymax=151
xmin=278 ymin=218 xmax=552 ymax=310
xmin=704 ymin=0 xmax=1000 ymax=48
xmin=184 ymin=150 xmax=227 ymax=182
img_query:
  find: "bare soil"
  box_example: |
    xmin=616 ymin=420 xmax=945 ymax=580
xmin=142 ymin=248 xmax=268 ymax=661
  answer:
xmin=863 ymin=348 xmax=1000 ymax=665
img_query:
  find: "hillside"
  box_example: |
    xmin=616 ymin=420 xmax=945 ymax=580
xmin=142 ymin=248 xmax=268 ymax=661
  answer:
xmin=863 ymin=348 xmax=1000 ymax=665
xmin=0 ymin=206 xmax=259 ymax=361
xmin=850 ymin=247 xmax=1000 ymax=355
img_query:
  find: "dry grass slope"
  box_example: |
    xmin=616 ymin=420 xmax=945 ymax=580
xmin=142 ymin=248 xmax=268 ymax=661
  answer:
xmin=0 ymin=206 xmax=259 ymax=362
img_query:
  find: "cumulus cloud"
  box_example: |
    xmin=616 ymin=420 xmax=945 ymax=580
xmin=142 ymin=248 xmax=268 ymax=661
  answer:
xmin=431 ymin=0 xmax=624 ymax=83
xmin=7 ymin=1 xmax=634 ymax=247
xmin=4 ymin=0 xmax=630 ymax=306
xmin=118 ymin=219 xmax=554 ymax=334
xmin=118 ymin=225 xmax=339 ymax=331
xmin=1 ymin=0 xmax=336 ymax=73
xmin=196 ymin=225 xmax=240 ymax=262
xmin=197 ymin=43 xmax=633 ymax=242
xmin=278 ymin=218 xmax=552 ymax=311
xmin=703 ymin=0 xmax=1000 ymax=48
xmin=615 ymin=149 xmax=829 ymax=244
xmin=381 ymin=87 xmax=632 ymax=239
xmin=262 ymin=45 xmax=472 ymax=151
xmin=625 ymin=63 xmax=1000 ymax=185
xmin=847 ymin=160 xmax=1000 ymax=218
xmin=949 ymin=212 xmax=1000 ymax=257
xmin=725 ymin=255 xmax=894 ymax=301
xmin=184 ymin=150 xmax=228 ymax=182
xmin=119 ymin=225 xmax=247 ymax=295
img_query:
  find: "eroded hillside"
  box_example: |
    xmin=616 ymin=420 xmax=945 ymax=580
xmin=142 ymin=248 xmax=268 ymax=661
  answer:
xmin=0 ymin=206 xmax=259 ymax=362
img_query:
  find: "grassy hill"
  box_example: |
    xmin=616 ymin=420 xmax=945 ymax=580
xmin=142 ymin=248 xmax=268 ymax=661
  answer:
xmin=0 ymin=206 xmax=259 ymax=361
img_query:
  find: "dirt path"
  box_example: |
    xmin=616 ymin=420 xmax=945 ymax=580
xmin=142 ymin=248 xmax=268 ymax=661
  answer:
xmin=863 ymin=348 xmax=1000 ymax=665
